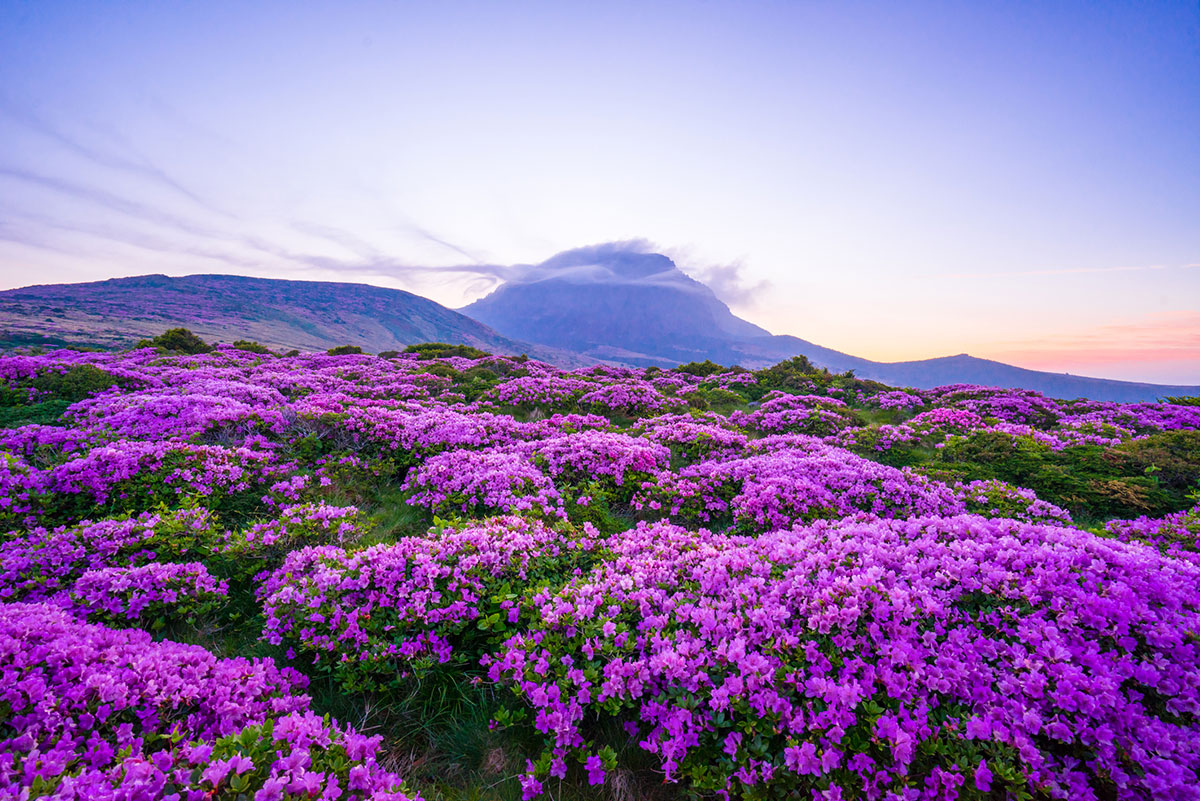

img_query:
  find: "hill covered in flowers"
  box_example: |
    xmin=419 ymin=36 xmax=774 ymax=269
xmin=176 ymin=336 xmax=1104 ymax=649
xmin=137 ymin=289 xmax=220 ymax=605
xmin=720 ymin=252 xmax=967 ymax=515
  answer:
xmin=2 ymin=338 xmax=1200 ymax=800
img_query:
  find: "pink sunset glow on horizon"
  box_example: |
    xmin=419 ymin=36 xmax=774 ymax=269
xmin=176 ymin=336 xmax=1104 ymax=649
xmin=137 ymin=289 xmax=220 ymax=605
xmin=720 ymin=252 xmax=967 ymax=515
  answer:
xmin=980 ymin=310 xmax=1200 ymax=385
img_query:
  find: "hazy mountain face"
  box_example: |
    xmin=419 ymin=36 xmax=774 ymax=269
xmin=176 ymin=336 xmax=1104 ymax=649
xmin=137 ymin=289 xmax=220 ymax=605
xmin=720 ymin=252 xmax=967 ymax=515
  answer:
xmin=461 ymin=244 xmax=769 ymax=362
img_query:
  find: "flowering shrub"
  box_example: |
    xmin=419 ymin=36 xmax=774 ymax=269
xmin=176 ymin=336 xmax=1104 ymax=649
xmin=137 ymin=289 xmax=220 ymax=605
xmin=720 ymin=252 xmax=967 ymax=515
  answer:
xmin=1105 ymin=502 xmax=1200 ymax=563
xmin=634 ymin=445 xmax=965 ymax=531
xmin=633 ymin=414 xmax=749 ymax=463
xmin=579 ymin=381 xmax=677 ymax=417
xmin=954 ymin=478 xmax=1073 ymax=525
xmin=489 ymin=516 xmax=1200 ymax=800
xmin=4 ymin=346 xmax=1200 ymax=799
xmin=402 ymin=449 xmax=565 ymax=518
xmin=260 ymin=517 xmax=602 ymax=690
xmin=0 ymin=507 xmax=216 ymax=603
xmin=487 ymin=375 xmax=596 ymax=408
xmin=521 ymin=431 xmax=671 ymax=488
xmin=731 ymin=394 xmax=860 ymax=436
xmin=218 ymin=502 xmax=364 ymax=564
xmin=0 ymin=451 xmax=47 ymax=527
xmin=42 ymin=439 xmax=278 ymax=520
xmin=70 ymin=561 xmax=229 ymax=624
xmin=0 ymin=602 xmax=419 ymax=800
xmin=870 ymin=390 xmax=926 ymax=410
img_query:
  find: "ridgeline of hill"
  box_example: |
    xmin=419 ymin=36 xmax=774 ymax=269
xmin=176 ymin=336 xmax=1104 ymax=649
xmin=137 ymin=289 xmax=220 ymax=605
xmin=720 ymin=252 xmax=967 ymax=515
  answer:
xmin=0 ymin=273 xmax=590 ymax=367
xmin=3 ymin=252 xmax=1198 ymax=402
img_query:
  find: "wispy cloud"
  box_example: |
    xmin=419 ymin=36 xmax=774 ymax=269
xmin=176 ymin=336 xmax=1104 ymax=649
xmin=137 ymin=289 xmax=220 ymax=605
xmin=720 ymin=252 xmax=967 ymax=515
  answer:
xmin=402 ymin=224 xmax=483 ymax=263
xmin=0 ymin=167 xmax=233 ymax=243
xmin=663 ymin=245 xmax=771 ymax=306
xmin=0 ymin=95 xmax=234 ymax=218
xmin=690 ymin=262 xmax=770 ymax=306
xmin=0 ymin=163 xmax=509 ymax=291
xmin=0 ymin=208 xmax=270 ymax=271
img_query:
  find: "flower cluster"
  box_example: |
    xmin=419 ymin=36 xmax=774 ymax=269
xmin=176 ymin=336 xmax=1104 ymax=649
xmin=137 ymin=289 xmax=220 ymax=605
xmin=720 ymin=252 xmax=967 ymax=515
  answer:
xmin=0 ymin=602 xmax=420 ymax=800
xmin=489 ymin=515 xmax=1200 ymax=800
xmin=635 ymin=443 xmax=965 ymax=531
xmin=401 ymin=449 xmax=566 ymax=518
xmin=70 ymin=561 xmax=229 ymax=623
xmin=0 ymin=507 xmax=215 ymax=603
xmin=260 ymin=516 xmax=601 ymax=683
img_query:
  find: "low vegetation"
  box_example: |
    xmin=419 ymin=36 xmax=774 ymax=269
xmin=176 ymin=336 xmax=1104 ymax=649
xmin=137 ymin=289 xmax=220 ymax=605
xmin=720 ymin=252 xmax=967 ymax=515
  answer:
xmin=2 ymin=331 xmax=1199 ymax=799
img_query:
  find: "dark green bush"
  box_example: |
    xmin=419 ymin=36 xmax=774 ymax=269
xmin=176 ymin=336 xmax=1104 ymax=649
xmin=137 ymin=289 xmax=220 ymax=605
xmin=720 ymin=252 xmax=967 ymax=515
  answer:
xmin=231 ymin=339 xmax=272 ymax=354
xmin=754 ymin=355 xmax=819 ymax=387
xmin=327 ymin=344 xmax=364 ymax=356
xmin=674 ymin=359 xmax=730 ymax=377
xmin=136 ymin=328 xmax=213 ymax=354
xmin=403 ymin=342 xmax=489 ymax=360
xmin=931 ymin=431 xmax=1186 ymax=520
xmin=0 ymin=400 xmax=71 ymax=428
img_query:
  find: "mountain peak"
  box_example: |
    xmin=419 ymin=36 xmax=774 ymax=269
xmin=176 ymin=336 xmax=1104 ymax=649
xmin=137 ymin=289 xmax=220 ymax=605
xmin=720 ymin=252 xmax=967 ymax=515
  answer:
xmin=536 ymin=243 xmax=678 ymax=281
xmin=461 ymin=244 xmax=770 ymax=362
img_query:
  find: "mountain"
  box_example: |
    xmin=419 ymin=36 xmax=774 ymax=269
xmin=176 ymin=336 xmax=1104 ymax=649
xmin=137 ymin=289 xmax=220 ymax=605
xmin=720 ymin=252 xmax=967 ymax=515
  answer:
xmin=4 ymin=255 xmax=1197 ymax=402
xmin=462 ymin=244 xmax=774 ymax=365
xmin=0 ymin=274 xmax=589 ymax=366
xmin=462 ymin=244 xmax=1200 ymax=402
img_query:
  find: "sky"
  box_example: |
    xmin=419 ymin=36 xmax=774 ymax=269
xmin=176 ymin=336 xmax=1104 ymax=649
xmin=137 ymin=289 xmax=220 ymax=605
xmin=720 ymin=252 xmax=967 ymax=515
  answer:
xmin=1 ymin=0 xmax=1198 ymax=383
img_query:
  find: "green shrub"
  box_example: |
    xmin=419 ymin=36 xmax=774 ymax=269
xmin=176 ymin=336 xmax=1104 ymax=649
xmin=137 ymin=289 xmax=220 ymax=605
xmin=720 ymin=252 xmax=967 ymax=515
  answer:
xmin=403 ymin=342 xmax=489 ymax=360
xmin=136 ymin=328 xmax=213 ymax=354
xmin=231 ymin=339 xmax=272 ymax=354
xmin=674 ymin=359 xmax=730 ymax=377
xmin=0 ymin=400 xmax=71 ymax=428
xmin=327 ymin=344 xmax=364 ymax=356
xmin=933 ymin=431 xmax=1184 ymax=520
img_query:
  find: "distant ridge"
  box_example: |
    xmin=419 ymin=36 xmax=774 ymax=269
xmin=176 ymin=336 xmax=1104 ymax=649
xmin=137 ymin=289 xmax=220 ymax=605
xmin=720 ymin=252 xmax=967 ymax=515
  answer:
xmin=0 ymin=273 xmax=590 ymax=366
xmin=3 ymin=258 xmax=1197 ymax=402
xmin=461 ymin=244 xmax=1200 ymax=402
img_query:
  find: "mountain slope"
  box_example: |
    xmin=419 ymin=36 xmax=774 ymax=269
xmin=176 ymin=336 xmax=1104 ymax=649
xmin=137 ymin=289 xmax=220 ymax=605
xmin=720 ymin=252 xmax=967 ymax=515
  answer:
xmin=0 ymin=274 xmax=589 ymax=366
xmin=461 ymin=245 xmax=1200 ymax=402
xmin=462 ymin=244 xmax=769 ymax=364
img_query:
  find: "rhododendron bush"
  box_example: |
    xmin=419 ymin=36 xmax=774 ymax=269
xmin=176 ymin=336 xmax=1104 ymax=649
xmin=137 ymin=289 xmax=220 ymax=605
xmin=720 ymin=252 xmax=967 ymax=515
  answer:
xmin=488 ymin=516 xmax=1200 ymax=799
xmin=1 ymin=343 xmax=1198 ymax=799
xmin=0 ymin=603 xmax=418 ymax=800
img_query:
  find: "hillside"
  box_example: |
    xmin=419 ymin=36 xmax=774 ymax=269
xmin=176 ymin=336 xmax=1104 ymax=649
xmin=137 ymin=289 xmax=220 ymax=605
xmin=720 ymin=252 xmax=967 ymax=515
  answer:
xmin=3 ymin=259 xmax=1197 ymax=402
xmin=462 ymin=244 xmax=1200 ymax=402
xmin=0 ymin=273 xmax=589 ymax=365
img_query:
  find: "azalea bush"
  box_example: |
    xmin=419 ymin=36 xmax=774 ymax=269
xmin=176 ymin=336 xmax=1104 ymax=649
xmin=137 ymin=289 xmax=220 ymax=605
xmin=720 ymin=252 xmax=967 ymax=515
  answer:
xmin=0 ymin=602 xmax=418 ymax=800
xmin=70 ymin=560 xmax=229 ymax=625
xmin=488 ymin=515 xmax=1200 ymax=800
xmin=260 ymin=516 xmax=603 ymax=692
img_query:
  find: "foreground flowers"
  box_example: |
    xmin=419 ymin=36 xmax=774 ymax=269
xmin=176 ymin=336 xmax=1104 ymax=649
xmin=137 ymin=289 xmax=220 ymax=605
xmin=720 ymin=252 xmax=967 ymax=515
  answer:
xmin=0 ymin=603 xmax=420 ymax=800
xmin=1 ymin=343 xmax=1199 ymax=799
xmin=487 ymin=515 xmax=1200 ymax=800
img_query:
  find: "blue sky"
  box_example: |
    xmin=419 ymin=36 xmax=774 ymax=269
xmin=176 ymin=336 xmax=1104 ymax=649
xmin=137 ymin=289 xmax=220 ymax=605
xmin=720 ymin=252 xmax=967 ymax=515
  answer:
xmin=1 ymin=1 xmax=1198 ymax=382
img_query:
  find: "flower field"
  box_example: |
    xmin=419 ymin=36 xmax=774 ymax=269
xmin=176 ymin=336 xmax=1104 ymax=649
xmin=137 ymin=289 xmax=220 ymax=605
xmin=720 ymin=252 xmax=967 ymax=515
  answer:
xmin=2 ymin=341 xmax=1200 ymax=800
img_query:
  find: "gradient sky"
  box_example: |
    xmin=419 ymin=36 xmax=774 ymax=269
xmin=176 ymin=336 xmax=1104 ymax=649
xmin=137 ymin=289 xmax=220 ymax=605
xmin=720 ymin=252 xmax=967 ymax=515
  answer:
xmin=1 ymin=1 xmax=1198 ymax=382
